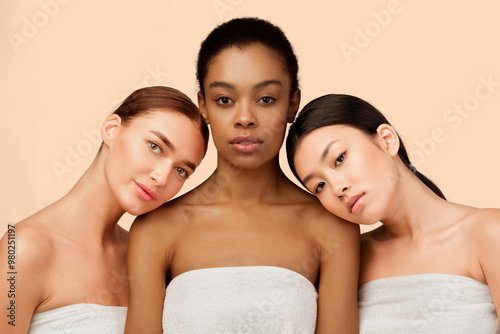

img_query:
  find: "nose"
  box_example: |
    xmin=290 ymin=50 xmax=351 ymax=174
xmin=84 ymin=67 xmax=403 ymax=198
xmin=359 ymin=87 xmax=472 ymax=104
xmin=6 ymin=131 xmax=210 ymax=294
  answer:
xmin=329 ymin=173 xmax=350 ymax=199
xmin=234 ymin=101 xmax=257 ymax=128
xmin=150 ymin=160 xmax=172 ymax=187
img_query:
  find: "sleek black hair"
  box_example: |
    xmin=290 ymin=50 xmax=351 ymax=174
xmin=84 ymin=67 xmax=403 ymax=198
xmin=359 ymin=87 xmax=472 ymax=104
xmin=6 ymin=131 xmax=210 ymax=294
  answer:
xmin=196 ymin=17 xmax=299 ymax=98
xmin=286 ymin=94 xmax=446 ymax=199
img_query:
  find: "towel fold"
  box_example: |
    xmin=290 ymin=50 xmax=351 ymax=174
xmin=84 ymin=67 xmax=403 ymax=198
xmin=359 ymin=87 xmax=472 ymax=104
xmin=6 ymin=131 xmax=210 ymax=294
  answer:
xmin=28 ymin=303 xmax=127 ymax=334
xmin=358 ymin=274 xmax=500 ymax=333
xmin=162 ymin=266 xmax=318 ymax=334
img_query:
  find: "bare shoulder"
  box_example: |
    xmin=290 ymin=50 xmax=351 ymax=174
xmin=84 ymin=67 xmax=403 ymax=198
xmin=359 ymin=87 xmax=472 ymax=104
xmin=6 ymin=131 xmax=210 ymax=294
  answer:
xmin=0 ymin=216 xmax=55 ymax=312
xmin=1 ymin=217 xmax=54 ymax=271
xmin=467 ymin=207 xmax=500 ymax=222
xmin=287 ymin=183 xmax=360 ymax=242
xmin=129 ymin=190 xmax=201 ymax=241
xmin=465 ymin=207 xmax=500 ymax=240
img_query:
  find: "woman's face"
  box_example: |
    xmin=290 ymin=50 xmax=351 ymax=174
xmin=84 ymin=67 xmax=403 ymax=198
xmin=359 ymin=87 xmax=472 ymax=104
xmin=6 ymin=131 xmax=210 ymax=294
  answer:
xmin=103 ymin=111 xmax=206 ymax=215
xmin=199 ymin=43 xmax=299 ymax=169
xmin=293 ymin=124 xmax=400 ymax=225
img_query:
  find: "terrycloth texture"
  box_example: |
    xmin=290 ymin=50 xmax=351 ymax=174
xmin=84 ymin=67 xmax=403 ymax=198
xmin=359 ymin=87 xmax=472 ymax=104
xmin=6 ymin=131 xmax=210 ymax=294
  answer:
xmin=28 ymin=303 xmax=127 ymax=333
xmin=163 ymin=266 xmax=318 ymax=333
xmin=358 ymin=274 xmax=500 ymax=333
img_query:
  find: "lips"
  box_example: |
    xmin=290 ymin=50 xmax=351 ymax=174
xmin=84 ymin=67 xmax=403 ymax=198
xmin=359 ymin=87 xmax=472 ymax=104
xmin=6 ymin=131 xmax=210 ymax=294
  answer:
xmin=347 ymin=194 xmax=364 ymax=214
xmin=135 ymin=182 xmax=157 ymax=202
xmin=230 ymin=135 xmax=263 ymax=153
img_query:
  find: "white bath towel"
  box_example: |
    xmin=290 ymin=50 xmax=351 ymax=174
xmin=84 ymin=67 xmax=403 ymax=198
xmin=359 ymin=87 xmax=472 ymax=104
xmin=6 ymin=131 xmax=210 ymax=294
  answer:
xmin=358 ymin=274 xmax=500 ymax=333
xmin=28 ymin=303 xmax=127 ymax=333
xmin=162 ymin=266 xmax=318 ymax=334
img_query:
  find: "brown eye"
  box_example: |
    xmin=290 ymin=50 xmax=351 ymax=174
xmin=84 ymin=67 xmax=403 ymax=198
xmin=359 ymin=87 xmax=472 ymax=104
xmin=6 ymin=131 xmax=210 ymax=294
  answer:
xmin=259 ymin=96 xmax=274 ymax=104
xmin=215 ymin=96 xmax=232 ymax=105
xmin=335 ymin=153 xmax=345 ymax=167
xmin=149 ymin=142 xmax=161 ymax=153
xmin=314 ymin=182 xmax=325 ymax=194
xmin=175 ymin=167 xmax=188 ymax=179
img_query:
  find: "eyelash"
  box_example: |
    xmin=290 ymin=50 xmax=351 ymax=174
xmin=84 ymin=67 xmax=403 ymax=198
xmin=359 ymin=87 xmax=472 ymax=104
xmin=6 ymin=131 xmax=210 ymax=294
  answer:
xmin=149 ymin=141 xmax=162 ymax=154
xmin=175 ymin=166 xmax=189 ymax=179
xmin=335 ymin=152 xmax=345 ymax=167
xmin=312 ymin=152 xmax=346 ymax=195
xmin=214 ymin=95 xmax=275 ymax=106
xmin=313 ymin=182 xmax=325 ymax=195
xmin=215 ymin=96 xmax=233 ymax=106
xmin=259 ymin=96 xmax=275 ymax=104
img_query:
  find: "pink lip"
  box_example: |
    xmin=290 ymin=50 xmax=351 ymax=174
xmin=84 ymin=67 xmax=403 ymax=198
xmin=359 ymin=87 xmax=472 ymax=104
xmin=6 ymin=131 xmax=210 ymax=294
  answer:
xmin=135 ymin=182 xmax=157 ymax=202
xmin=229 ymin=135 xmax=263 ymax=153
xmin=347 ymin=194 xmax=364 ymax=214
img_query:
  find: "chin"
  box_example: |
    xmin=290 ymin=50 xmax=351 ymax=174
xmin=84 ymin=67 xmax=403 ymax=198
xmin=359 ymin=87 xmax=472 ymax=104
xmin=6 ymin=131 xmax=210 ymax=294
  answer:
xmin=122 ymin=202 xmax=150 ymax=216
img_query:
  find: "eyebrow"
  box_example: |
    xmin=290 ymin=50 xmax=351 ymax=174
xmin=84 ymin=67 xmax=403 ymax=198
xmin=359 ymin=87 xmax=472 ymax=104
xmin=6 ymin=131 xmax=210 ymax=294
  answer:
xmin=321 ymin=140 xmax=338 ymax=162
xmin=253 ymin=80 xmax=282 ymax=91
xmin=208 ymin=80 xmax=283 ymax=91
xmin=150 ymin=130 xmax=197 ymax=171
xmin=209 ymin=81 xmax=235 ymax=90
xmin=301 ymin=140 xmax=339 ymax=185
xmin=150 ymin=130 xmax=174 ymax=151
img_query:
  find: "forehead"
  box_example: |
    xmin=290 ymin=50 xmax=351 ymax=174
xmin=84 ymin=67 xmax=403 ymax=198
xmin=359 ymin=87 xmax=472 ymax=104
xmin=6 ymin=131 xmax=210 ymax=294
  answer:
xmin=296 ymin=125 xmax=369 ymax=156
xmin=301 ymin=124 xmax=360 ymax=143
xmin=125 ymin=110 xmax=194 ymax=129
xmin=205 ymin=43 xmax=291 ymax=88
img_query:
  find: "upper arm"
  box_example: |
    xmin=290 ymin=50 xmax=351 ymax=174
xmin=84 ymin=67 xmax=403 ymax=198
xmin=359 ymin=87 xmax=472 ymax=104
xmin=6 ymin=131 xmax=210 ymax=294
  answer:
xmin=315 ymin=213 xmax=360 ymax=334
xmin=0 ymin=224 xmax=47 ymax=333
xmin=124 ymin=213 xmax=174 ymax=334
xmin=476 ymin=209 xmax=500 ymax=321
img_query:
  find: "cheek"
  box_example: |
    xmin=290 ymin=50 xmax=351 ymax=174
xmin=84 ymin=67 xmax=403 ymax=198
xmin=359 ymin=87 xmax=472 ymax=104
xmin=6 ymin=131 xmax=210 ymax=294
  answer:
xmin=318 ymin=193 xmax=342 ymax=217
xmin=267 ymin=111 xmax=288 ymax=132
xmin=160 ymin=175 xmax=185 ymax=201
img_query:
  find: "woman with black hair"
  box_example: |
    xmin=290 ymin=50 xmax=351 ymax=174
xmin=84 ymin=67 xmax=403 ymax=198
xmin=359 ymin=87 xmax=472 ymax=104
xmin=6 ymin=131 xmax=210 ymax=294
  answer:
xmin=287 ymin=93 xmax=500 ymax=333
xmin=125 ymin=19 xmax=359 ymax=333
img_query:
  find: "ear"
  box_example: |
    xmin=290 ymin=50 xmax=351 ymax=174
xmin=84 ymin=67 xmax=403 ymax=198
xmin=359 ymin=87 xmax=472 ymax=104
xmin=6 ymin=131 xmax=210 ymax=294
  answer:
xmin=197 ymin=92 xmax=209 ymax=124
xmin=101 ymin=114 xmax=122 ymax=147
xmin=287 ymin=89 xmax=301 ymax=123
xmin=375 ymin=124 xmax=399 ymax=156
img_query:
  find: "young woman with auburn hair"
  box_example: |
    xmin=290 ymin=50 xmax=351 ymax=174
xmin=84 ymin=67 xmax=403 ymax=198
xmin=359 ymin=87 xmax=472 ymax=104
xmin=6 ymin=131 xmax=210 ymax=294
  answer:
xmin=0 ymin=86 xmax=208 ymax=333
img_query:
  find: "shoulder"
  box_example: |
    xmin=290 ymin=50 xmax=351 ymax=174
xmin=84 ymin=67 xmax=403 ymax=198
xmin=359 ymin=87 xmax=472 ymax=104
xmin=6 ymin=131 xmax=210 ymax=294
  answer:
xmin=286 ymin=185 xmax=360 ymax=246
xmin=468 ymin=207 xmax=500 ymax=222
xmin=0 ymin=218 xmax=54 ymax=304
xmin=1 ymin=218 xmax=54 ymax=267
xmin=129 ymin=192 xmax=198 ymax=245
xmin=466 ymin=207 xmax=500 ymax=241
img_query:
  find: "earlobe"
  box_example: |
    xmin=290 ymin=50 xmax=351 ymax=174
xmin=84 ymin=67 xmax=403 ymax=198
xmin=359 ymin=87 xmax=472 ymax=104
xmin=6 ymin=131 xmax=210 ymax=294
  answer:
xmin=287 ymin=89 xmax=301 ymax=123
xmin=197 ymin=92 xmax=210 ymax=125
xmin=101 ymin=114 xmax=122 ymax=147
xmin=376 ymin=124 xmax=400 ymax=156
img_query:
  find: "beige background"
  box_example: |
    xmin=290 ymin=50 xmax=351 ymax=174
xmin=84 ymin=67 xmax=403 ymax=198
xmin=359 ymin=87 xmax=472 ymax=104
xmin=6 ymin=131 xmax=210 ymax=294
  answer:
xmin=1 ymin=0 xmax=499 ymax=234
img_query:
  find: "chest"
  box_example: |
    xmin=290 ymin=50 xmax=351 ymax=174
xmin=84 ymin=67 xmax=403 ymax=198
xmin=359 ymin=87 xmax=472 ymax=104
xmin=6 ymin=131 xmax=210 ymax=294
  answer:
xmin=359 ymin=232 xmax=481 ymax=285
xmin=38 ymin=247 xmax=129 ymax=311
xmin=171 ymin=206 xmax=320 ymax=284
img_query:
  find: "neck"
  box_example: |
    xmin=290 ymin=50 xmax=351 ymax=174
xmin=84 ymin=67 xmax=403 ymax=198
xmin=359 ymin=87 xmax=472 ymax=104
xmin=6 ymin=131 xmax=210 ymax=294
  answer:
xmin=55 ymin=151 xmax=125 ymax=246
xmin=379 ymin=167 xmax=448 ymax=239
xmin=207 ymin=155 xmax=289 ymax=205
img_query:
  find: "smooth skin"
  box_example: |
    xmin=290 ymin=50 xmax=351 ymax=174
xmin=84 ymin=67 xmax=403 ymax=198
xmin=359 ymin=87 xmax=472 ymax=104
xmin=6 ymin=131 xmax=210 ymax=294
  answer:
xmin=294 ymin=123 xmax=500 ymax=322
xmin=0 ymin=111 xmax=206 ymax=333
xmin=125 ymin=44 xmax=360 ymax=334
